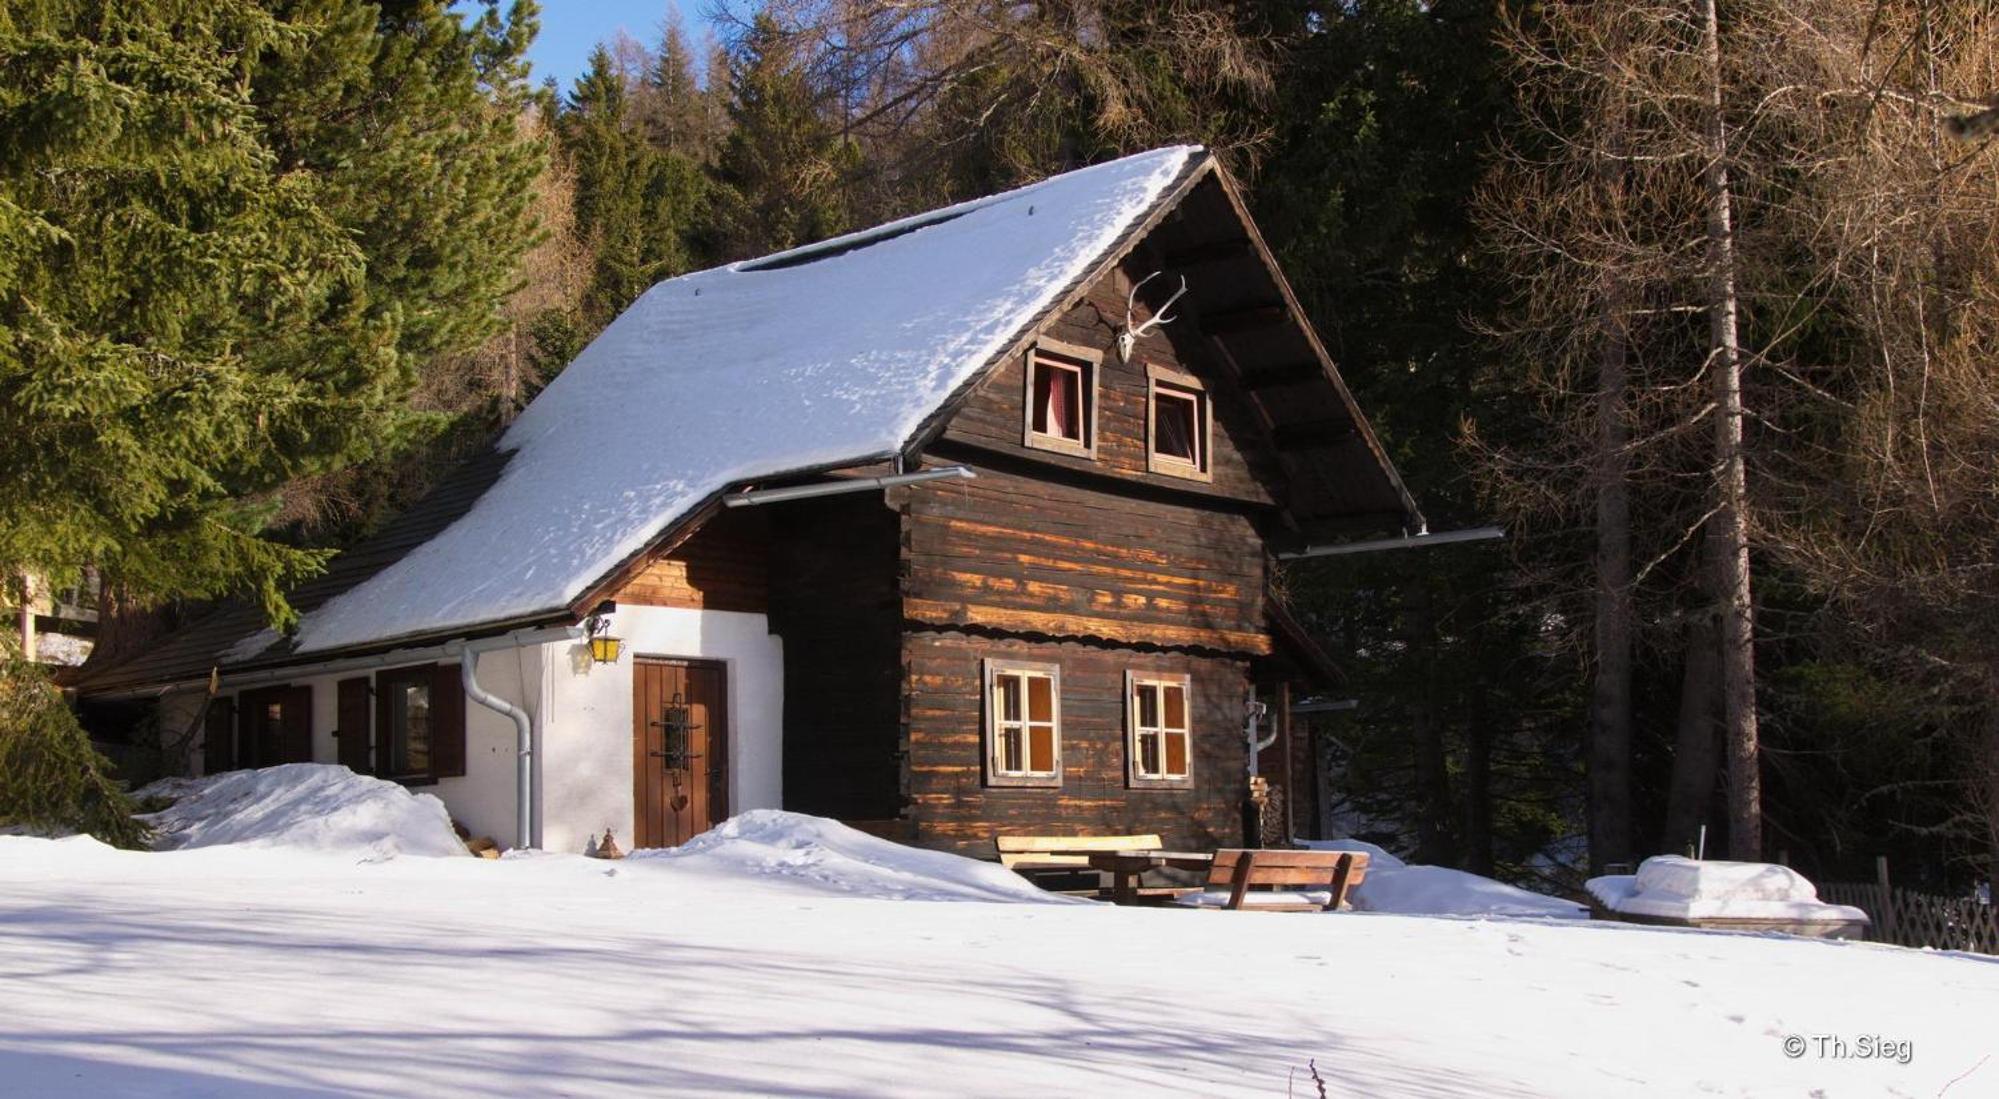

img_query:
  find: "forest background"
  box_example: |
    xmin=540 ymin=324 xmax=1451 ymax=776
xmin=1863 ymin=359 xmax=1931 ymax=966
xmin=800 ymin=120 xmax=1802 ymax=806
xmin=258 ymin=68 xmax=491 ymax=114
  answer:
xmin=6 ymin=0 xmax=1997 ymax=897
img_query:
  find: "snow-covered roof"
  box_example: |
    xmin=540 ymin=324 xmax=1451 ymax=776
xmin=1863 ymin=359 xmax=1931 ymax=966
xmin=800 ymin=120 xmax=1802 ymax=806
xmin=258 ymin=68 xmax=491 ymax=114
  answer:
xmin=270 ymin=146 xmax=1199 ymax=656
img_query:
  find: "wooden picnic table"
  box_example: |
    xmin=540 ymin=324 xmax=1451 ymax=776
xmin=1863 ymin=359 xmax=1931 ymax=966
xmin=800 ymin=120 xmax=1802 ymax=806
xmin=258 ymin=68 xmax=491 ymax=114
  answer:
xmin=1047 ymin=848 xmax=1215 ymax=905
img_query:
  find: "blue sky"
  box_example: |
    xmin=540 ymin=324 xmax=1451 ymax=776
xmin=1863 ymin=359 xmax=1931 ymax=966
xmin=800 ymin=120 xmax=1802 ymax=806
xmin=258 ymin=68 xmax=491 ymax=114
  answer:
xmin=504 ymin=0 xmax=709 ymax=94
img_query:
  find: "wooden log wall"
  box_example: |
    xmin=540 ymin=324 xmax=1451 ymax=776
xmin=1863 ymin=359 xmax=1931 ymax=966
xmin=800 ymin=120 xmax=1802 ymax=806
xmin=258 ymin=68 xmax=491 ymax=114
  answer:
xmin=612 ymin=507 xmax=769 ymax=613
xmin=938 ymin=253 xmax=1286 ymax=508
xmin=767 ymin=493 xmax=904 ymax=821
xmin=902 ymin=631 xmax=1248 ymax=854
xmin=899 ymin=462 xmax=1271 ymax=656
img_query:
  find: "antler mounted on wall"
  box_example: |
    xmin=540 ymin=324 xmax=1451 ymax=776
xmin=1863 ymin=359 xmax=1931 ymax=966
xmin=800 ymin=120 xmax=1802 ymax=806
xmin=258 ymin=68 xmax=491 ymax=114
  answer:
xmin=1116 ymin=270 xmax=1189 ymax=362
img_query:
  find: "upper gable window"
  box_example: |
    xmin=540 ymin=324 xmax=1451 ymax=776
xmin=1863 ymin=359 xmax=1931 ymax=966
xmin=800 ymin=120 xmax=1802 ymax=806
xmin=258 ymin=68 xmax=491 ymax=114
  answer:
xmin=1022 ymin=340 xmax=1098 ymax=459
xmin=1147 ymin=364 xmax=1211 ymax=480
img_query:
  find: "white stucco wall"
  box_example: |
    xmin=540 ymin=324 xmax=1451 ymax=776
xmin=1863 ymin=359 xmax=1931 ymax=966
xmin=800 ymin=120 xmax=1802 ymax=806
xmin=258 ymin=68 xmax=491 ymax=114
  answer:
xmin=208 ymin=652 xmax=538 ymax=847
xmin=540 ymin=606 xmax=784 ymax=854
xmin=203 ymin=606 xmax=781 ymax=855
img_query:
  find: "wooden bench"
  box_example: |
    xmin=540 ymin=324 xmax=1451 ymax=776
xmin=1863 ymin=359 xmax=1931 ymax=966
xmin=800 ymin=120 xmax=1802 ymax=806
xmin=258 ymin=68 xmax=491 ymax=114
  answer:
xmin=1173 ymin=849 xmax=1370 ymax=912
xmin=995 ymin=834 xmax=1171 ymax=899
xmin=995 ymin=833 xmax=1166 ymax=871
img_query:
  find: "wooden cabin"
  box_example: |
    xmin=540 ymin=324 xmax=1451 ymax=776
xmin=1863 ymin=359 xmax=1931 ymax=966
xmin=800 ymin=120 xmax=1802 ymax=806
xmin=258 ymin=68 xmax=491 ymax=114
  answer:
xmin=74 ymin=147 xmax=1419 ymax=855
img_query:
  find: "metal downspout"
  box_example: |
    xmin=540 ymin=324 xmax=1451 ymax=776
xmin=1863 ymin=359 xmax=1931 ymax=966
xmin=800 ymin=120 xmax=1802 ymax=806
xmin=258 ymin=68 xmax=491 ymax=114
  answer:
xmin=457 ymin=626 xmax=584 ymax=850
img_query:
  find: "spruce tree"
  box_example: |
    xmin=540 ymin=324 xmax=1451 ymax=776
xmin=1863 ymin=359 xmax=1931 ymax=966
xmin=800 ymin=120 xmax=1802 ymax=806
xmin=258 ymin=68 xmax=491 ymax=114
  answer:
xmin=560 ymin=46 xmax=704 ymax=325
xmin=712 ymin=14 xmax=855 ymax=259
xmin=0 ymin=0 xmax=544 ymax=630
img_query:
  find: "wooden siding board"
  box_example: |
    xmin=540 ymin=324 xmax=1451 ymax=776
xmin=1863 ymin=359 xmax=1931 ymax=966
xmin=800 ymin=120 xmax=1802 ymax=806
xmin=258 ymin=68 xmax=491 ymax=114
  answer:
xmin=899 ymin=460 xmax=1270 ymax=655
xmin=612 ymin=508 xmax=768 ymax=613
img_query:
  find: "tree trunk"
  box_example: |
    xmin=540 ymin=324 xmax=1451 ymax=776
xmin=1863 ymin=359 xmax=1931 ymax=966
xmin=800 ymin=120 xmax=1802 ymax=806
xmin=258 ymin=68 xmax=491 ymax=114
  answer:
xmin=1409 ymin=582 xmax=1456 ymax=865
xmin=79 ymin=579 xmax=177 ymax=671
xmin=1701 ymin=0 xmax=1762 ymax=860
xmin=1464 ymin=625 xmax=1496 ymax=876
xmin=1584 ymin=22 xmax=1637 ymax=876
xmin=1589 ymin=237 xmax=1636 ymax=874
xmin=1663 ymin=611 xmax=1721 ymax=854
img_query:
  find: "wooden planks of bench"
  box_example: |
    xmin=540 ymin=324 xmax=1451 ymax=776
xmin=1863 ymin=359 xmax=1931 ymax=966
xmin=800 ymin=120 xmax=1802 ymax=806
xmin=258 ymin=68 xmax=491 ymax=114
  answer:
xmin=994 ymin=834 xmax=1165 ymax=872
xmin=1207 ymin=849 xmax=1370 ymax=911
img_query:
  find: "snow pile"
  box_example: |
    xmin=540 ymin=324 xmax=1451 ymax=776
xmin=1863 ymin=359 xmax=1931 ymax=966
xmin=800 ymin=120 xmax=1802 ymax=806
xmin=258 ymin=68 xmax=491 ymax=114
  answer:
xmin=1302 ymin=837 xmax=1586 ymax=919
xmin=279 ymin=147 xmax=1197 ymax=655
xmin=1299 ymin=836 xmax=1407 ymax=869
xmin=629 ymin=809 xmax=1075 ymax=905
xmin=139 ymin=764 xmax=467 ymax=859
xmin=1587 ymin=855 xmax=1867 ymax=923
xmin=1355 ymin=864 xmax=1588 ymax=920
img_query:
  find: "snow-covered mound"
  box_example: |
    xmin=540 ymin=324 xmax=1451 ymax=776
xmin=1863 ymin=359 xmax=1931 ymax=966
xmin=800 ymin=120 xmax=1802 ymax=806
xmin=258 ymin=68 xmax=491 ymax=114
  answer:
xmin=1587 ymin=855 xmax=1867 ymax=923
xmin=139 ymin=764 xmax=467 ymax=859
xmin=1299 ymin=836 xmax=1407 ymax=869
xmin=1355 ymin=864 xmax=1587 ymax=919
xmin=1303 ymin=837 xmax=1584 ymax=918
xmin=629 ymin=809 xmax=1077 ymax=904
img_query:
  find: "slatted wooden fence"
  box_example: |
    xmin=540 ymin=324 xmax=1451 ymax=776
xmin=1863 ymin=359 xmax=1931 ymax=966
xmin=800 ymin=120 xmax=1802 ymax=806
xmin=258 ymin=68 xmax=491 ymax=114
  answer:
xmin=1820 ymin=881 xmax=1998 ymax=955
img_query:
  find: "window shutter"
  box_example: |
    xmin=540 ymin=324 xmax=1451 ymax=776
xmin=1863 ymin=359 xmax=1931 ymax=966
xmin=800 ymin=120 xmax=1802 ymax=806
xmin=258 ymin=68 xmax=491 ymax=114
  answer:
xmin=430 ymin=662 xmax=467 ymax=779
xmin=202 ymin=696 xmax=235 ymax=775
xmin=336 ymin=677 xmax=372 ymax=775
xmin=374 ymin=671 xmax=393 ymax=777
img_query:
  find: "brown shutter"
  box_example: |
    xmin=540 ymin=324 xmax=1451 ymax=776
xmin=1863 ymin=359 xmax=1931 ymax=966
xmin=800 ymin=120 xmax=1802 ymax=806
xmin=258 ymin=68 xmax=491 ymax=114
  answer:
xmin=430 ymin=661 xmax=466 ymax=779
xmin=336 ymin=677 xmax=372 ymax=775
xmin=203 ymin=696 xmax=236 ymax=775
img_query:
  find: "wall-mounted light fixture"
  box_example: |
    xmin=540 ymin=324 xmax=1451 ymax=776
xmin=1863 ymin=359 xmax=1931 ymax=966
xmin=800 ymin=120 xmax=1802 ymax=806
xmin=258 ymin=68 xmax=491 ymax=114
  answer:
xmin=584 ymin=602 xmax=622 ymax=664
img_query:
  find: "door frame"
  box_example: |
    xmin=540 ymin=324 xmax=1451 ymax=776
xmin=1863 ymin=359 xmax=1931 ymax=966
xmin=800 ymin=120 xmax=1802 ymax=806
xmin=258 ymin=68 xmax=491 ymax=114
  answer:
xmin=631 ymin=655 xmax=731 ymax=847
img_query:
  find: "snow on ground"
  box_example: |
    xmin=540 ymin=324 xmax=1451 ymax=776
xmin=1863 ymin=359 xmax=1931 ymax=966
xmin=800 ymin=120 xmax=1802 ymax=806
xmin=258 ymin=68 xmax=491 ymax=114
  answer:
xmin=1354 ymin=864 xmax=1588 ymax=920
xmin=136 ymin=764 xmax=467 ymax=859
xmin=1303 ymin=837 xmax=1587 ymax=919
xmin=1588 ymin=856 xmax=1867 ymax=924
xmin=3 ymin=824 xmax=1997 ymax=1096
xmin=630 ymin=809 xmax=1077 ymax=905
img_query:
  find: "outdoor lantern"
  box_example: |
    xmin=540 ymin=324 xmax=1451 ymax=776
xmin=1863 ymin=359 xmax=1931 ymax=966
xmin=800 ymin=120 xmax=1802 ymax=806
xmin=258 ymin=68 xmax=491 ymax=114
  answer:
xmin=586 ymin=612 xmax=622 ymax=664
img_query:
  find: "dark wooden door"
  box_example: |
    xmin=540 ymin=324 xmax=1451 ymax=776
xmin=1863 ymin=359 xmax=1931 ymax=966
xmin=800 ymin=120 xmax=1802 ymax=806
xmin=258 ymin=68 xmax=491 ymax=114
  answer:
xmin=239 ymin=684 xmax=313 ymax=767
xmin=633 ymin=658 xmax=728 ymax=849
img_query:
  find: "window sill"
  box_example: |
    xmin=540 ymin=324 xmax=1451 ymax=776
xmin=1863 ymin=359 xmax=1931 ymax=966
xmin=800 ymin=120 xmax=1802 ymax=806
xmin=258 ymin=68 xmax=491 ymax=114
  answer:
xmin=391 ymin=774 xmax=440 ymax=788
xmin=1128 ymin=776 xmax=1194 ymax=791
xmin=986 ymin=774 xmax=1063 ymax=789
xmin=1026 ymin=432 xmax=1095 ymax=460
xmin=1146 ymin=456 xmax=1212 ymax=482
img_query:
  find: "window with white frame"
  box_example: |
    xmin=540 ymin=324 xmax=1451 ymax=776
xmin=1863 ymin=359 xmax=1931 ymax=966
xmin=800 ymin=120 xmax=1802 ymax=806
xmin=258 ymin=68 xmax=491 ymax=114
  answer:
xmin=1127 ymin=672 xmax=1192 ymax=786
xmin=1146 ymin=364 xmax=1211 ymax=480
xmin=1022 ymin=341 xmax=1098 ymax=458
xmin=984 ymin=659 xmax=1062 ymax=787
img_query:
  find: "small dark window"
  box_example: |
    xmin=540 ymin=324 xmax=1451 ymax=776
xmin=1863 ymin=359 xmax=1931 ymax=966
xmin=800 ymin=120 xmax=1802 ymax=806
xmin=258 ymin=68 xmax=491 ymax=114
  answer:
xmin=1022 ymin=341 xmax=1098 ymax=458
xmin=375 ymin=664 xmax=464 ymax=784
xmin=1146 ymin=365 xmax=1211 ymax=480
xmin=388 ymin=679 xmax=432 ymax=777
xmin=1154 ymin=389 xmax=1199 ymax=462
